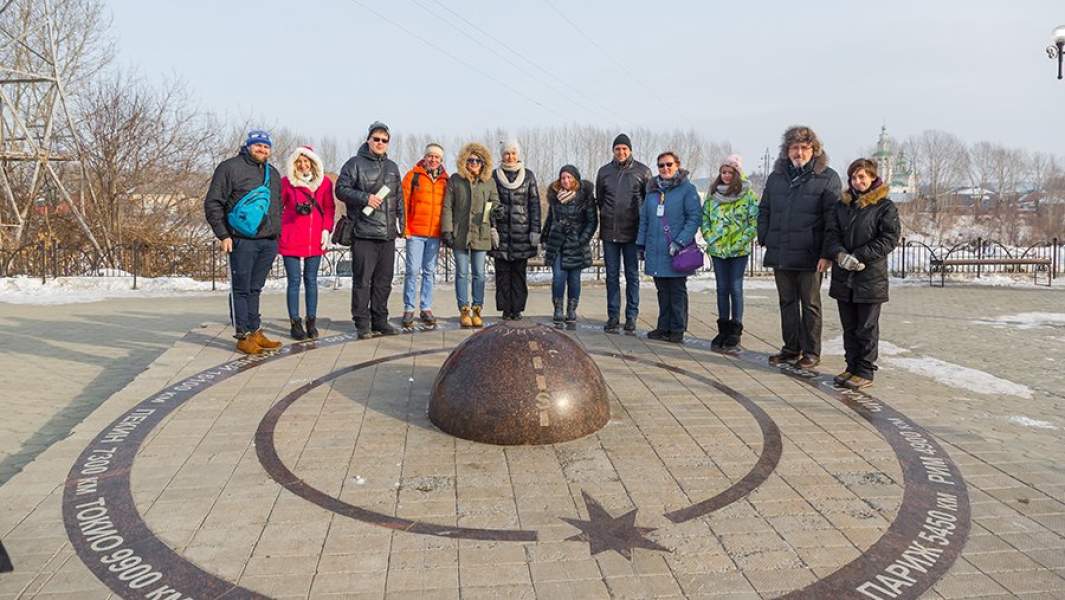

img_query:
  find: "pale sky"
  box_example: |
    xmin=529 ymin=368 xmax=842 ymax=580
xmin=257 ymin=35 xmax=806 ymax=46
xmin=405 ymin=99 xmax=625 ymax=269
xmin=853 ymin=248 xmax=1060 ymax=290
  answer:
xmin=109 ymin=0 xmax=1064 ymax=168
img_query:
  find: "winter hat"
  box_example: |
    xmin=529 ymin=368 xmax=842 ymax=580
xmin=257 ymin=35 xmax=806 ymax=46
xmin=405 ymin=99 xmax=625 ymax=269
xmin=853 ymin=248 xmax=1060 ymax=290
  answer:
xmin=612 ymin=133 xmax=632 ymax=150
xmin=559 ymin=164 xmax=581 ymax=182
xmin=424 ymin=143 xmax=444 ymax=158
xmin=722 ymin=154 xmax=744 ymax=175
xmin=367 ymin=121 xmax=390 ymax=138
xmin=500 ymin=138 xmax=521 ymax=158
xmin=244 ymin=129 xmax=272 ymax=148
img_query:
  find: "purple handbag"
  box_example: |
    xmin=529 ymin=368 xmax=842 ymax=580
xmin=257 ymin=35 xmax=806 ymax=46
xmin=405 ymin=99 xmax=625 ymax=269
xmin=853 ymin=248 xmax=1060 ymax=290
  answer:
xmin=658 ymin=199 xmax=703 ymax=274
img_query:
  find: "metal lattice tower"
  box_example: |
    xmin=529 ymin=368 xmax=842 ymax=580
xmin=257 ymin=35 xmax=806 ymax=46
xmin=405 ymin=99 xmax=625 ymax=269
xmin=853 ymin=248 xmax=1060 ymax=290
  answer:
xmin=0 ymin=0 xmax=100 ymax=250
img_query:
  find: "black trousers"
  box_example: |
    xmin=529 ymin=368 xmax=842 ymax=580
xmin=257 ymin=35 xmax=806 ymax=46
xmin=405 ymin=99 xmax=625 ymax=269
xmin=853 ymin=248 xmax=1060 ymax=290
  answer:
xmin=351 ymin=238 xmax=395 ymax=330
xmin=773 ymin=269 xmax=823 ymax=357
xmin=494 ymin=258 xmax=529 ymax=314
xmin=838 ymin=299 xmax=883 ymax=379
xmin=653 ymin=276 xmax=688 ymax=333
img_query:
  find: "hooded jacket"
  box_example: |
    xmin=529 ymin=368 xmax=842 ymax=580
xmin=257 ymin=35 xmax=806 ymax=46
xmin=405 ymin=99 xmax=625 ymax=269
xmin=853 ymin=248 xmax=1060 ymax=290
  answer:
xmin=204 ymin=147 xmax=283 ymax=240
xmin=441 ymin=143 xmax=498 ymax=251
xmin=701 ymin=178 xmax=759 ymax=259
xmin=335 ymin=142 xmax=404 ymax=241
xmin=402 ymin=161 xmax=448 ymax=238
xmin=637 ymin=171 xmax=702 ymax=278
xmin=595 ymin=157 xmax=652 ymax=243
xmin=824 ymin=182 xmax=901 ymax=303
xmin=491 ymin=163 xmax=541 ymax=261
xmin=757 ymin=152 xmax=842 ymax=270
xmin=543 ymin=178 xmax=598 ymax=270
xmin=279 ymin=148 xmax=336 ymax=257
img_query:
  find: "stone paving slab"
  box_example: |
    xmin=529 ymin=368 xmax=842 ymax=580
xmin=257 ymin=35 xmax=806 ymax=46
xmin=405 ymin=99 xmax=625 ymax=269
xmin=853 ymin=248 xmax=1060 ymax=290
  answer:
xmin=1 ymin=282 xmax=1064 ymax=598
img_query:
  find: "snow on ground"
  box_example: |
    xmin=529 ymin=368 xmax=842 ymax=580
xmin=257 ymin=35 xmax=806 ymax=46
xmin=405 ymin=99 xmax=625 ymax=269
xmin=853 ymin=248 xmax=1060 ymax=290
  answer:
xmin=821 ymin=335 xmax=1033 ymax=399
xmin=973 ymin=312 xmax=1065 ymax=330
xmin=1007 ymin=416 xmax=1059 ymax=430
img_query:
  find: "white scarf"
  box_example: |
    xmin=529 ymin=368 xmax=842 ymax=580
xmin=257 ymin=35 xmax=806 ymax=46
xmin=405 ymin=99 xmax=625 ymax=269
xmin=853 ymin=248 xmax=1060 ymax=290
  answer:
xmin=495 ymin=162 xmax=526 ymax=190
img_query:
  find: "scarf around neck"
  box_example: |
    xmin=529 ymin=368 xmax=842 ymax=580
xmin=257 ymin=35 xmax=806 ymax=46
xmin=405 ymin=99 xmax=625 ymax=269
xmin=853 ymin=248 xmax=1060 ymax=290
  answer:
xmin=495 ymin=161 xmax=526 ymax=190
xmin=711 ymin=180 xmax=749 ymax=204
xmin=557 ymin=188 xmax=576 ymax=204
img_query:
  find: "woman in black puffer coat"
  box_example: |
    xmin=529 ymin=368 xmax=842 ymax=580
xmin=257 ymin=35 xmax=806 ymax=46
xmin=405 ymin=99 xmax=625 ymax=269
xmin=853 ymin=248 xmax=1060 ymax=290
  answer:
xmin=824 ymin=158 xmax=901 ymax=391
xmin=543 ymin=165 xmax=597 ymax=328
xmin=491 ymin=140 xmax=541 ymax=320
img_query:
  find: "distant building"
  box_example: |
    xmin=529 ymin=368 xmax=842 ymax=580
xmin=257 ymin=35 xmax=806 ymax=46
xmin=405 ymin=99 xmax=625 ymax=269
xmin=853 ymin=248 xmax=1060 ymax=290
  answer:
xmin=872 ymin=125 xmax=917 ymax=202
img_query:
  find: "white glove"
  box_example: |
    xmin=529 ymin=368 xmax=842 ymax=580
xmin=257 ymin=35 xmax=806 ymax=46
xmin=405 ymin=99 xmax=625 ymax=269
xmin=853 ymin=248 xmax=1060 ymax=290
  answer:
xmin=491 ymin=228 xmax=500 ymax=249
xmin=321 ymin=229 xmax=331 ymax=250
xmin=837 ymin=252 xmax=865 ymax=272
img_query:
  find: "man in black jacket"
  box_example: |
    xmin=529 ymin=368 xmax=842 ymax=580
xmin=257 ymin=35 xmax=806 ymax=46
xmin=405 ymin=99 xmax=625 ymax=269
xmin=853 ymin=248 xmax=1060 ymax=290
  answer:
xmin=204 ymin=129 xmax=284 ymax=355
xmin=757 ymin=125 xmax=840 ymax=369
xmin=335 ymin=121 xmax=405 ymax=338
xmin=595 ymin=133 xmax=651 ymax=333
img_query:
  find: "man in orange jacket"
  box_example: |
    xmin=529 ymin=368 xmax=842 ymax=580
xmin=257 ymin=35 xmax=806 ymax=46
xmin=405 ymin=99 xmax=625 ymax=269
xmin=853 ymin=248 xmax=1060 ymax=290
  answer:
xmin=401 ymin=143 xmax=449 ymax=328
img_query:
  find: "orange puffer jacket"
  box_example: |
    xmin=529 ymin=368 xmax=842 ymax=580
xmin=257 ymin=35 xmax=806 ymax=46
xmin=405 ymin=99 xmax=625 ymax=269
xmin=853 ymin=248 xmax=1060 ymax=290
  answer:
xmin=402 ymin=161 xmax=448 ymax=238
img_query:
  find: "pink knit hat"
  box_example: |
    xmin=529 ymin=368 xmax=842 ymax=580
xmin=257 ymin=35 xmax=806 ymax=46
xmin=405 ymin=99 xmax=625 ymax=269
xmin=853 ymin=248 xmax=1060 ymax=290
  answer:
xmin=722 ymin=154 xmax=743 ymax=175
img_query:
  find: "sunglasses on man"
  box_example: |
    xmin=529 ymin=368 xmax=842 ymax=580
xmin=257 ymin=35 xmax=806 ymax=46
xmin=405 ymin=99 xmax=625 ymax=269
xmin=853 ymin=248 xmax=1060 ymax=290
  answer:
xmin=371 ymin=136 xmax=390 ymax=144
xmin=657 ymin=161 xmax=675 ymax=169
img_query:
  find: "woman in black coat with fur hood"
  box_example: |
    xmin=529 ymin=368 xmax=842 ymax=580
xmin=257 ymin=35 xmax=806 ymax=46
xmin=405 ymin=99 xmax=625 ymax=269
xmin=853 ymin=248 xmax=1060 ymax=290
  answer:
xmin=824 ymin=158 xmax=901 ymax=390
xmin=542 ymin=165 xmax=598 ymax=328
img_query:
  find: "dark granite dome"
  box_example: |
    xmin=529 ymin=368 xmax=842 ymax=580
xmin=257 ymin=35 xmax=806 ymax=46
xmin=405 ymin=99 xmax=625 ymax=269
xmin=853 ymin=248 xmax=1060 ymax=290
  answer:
xmin=429 ymin=321 xmax=610 ymax=445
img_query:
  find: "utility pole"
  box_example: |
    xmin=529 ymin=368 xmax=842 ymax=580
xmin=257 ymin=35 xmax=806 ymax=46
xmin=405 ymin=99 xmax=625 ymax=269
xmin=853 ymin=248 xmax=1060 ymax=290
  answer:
xmin=0 ymin=0 xmax=101 ymax=251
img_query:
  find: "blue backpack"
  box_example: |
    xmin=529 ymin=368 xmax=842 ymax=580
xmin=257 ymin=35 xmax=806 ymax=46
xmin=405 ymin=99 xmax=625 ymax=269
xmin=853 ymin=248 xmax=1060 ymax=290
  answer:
xmin=226 ymin=165 xmax=272 ymax=237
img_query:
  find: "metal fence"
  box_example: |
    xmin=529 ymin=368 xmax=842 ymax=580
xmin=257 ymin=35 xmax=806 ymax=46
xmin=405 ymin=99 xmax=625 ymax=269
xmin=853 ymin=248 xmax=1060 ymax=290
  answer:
xmin=1 ymin=237 xmax=1060 ymax=287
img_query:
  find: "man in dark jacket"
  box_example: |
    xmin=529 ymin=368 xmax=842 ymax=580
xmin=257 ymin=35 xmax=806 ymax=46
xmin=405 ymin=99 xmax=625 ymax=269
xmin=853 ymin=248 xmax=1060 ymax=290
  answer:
xmin=204 ymin=129 xmax=284 ymax=355
xmin=335 ymin=121 xmax=405 ymax=338
xmin=757 ymin=125 xmax=841 ymax=369
xmin=595 ymin=133 xmax=651 ymax=333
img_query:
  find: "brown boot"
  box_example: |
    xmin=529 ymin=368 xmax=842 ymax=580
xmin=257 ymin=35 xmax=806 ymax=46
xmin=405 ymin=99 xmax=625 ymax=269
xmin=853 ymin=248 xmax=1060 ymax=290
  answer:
xmin=844 ymin=375 xmax=873 ymax=390
xmin=471 ymin=305 xmax=484 ymax=328
xmin=459 ymin=306 xmax=473 ymax=328
xmin=250 ymin=329 xmax=282 ymax=350
xmin=236 ymin=335 xmax=262 ymax=355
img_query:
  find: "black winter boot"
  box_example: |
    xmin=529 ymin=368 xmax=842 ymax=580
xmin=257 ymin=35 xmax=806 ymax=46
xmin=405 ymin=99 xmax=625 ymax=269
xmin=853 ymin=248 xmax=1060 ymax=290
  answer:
xmin=290 ymin=318 xmax=307 ymax=340
xmin=711 ymin=318 xmax=728 ymax=351
xmin=604 ymin=316 xmax=620 ymax=334
xmin=722 ymin=320 xmax=743 ymax=352
xmin=305 ymin=317 xmax=318 ymax=339
xmin=565 ymin=298 xmax=578 ymax=330
xmin=552 ymin=298 xmax=564 ymax=324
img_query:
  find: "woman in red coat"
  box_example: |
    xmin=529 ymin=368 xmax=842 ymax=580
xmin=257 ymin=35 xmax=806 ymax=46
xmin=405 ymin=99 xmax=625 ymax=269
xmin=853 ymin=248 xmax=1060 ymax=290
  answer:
xmin=279 ymin=145 xmax=335 ymax=339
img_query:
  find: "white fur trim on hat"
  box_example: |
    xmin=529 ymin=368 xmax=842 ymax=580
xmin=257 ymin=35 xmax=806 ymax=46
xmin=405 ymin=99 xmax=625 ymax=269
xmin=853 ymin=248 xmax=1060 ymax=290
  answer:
xmin=287 ymin=145 xmax=325 ymax=190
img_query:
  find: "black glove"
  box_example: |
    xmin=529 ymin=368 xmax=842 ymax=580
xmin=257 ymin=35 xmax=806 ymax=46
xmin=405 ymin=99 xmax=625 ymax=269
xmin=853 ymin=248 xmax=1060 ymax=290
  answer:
xmin=441 ymin=232 xmax=454 ymax=248
xmin=637 ymin=246 xmax=645 ymax=262
xmin=668 ymin=242 xmax=682 ymax=257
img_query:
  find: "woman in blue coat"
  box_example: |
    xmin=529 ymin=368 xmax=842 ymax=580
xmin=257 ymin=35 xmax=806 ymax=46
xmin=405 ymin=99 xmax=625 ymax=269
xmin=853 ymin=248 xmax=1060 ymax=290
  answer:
xmin=636 ymin=151 xmax=703 ymax=343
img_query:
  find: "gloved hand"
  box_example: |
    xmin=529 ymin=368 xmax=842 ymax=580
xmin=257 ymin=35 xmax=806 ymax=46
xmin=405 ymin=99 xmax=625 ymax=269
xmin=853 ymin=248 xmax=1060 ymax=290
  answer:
xmin=441 ymin=232 xmax=454 ymax=248
xmin=668 ymin=242 xmax=682 ymax=257
xmin=837 ymin=252 xmax=866 ymax=271
xmin=320 ymin=229 xmax=331 ymax=250
xmin=529 ymin=232 xmax=540 ymax=248
xmin=637 ymin=246 xmax=645 ymax=262
xmin=490 ymin=228 xmax=500 ymax=249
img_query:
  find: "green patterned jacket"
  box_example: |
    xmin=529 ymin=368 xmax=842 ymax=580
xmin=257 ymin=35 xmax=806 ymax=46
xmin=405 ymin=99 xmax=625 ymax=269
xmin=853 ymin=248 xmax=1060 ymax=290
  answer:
xmin=700 ymin=180 xmax=759 ymax=258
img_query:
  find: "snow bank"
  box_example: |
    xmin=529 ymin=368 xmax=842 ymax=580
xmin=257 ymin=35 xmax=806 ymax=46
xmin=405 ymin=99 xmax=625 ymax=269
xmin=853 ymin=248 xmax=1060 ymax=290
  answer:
xmin=974 ymin=312 xmax=1065 ymax=330
xmin=883 ymin=356 xmax=1033 ymax=399
xmin=0 ymin=275 xmax=252 ymax=305
xmin=1007 ymin=416 xmax=1059 ymax=430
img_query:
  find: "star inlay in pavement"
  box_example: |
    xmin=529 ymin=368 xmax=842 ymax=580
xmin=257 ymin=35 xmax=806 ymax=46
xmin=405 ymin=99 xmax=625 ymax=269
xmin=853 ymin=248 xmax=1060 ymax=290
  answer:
xmin=560 ymin=491 xmax=670 ymax=560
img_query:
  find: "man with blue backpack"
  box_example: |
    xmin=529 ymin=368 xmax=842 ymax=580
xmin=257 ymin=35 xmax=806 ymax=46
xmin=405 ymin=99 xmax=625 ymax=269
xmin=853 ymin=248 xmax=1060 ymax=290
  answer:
xmin=204 ymin=129 xmax=285 ymax=355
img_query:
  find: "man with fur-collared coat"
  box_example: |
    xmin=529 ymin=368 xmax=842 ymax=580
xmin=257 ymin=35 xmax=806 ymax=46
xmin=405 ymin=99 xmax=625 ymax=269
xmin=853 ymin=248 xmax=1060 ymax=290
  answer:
xmin=757 ymin=125 xmax=841 ymax=370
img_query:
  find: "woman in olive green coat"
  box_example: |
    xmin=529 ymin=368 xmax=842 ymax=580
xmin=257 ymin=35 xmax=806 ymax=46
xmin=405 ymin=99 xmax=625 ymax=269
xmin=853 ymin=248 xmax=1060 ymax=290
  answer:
xmin=441 ymin=142 xmax=498 ymax=327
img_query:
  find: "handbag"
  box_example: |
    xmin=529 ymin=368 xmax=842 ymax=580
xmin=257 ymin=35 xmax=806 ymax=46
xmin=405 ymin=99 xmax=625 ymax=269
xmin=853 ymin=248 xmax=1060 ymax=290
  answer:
xmin=657 ymin=192 xmax=703 ymax=274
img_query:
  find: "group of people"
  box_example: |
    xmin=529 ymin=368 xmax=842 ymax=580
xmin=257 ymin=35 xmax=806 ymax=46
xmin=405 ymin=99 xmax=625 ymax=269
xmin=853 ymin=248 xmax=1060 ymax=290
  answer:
xmin=204 ymin=122 xmax=900 ymax=390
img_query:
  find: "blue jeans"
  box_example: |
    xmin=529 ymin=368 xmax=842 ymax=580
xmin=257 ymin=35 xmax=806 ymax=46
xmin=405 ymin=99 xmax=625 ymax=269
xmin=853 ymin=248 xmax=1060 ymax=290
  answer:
xmin=551 ymin=255 xmax=582 ymax=301
xmin=711 ymin=255 xmax=748 ymax=322
xmin=403 ymin=236 xmax=440 ymax=311
xmin=603 ymin=240 xmax=639 ymax=320
xmin=229 ymin=237 xmax=278 ymax=335
xmin=282 ymin=255 xmax=321 ymax=320
xmin=453 ymin=249 xmax=486 ymax=308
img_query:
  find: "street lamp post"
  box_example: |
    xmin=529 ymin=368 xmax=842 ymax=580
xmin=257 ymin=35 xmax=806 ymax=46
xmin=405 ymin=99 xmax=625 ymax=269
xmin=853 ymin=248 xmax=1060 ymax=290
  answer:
xmin=1049 ymin=25 xmax=1065 ymax=80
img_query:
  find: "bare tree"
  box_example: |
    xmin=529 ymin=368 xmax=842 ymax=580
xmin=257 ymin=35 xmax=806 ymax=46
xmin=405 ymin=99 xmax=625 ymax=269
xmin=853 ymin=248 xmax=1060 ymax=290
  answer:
xmin=906 ymin=130 xmax=968 ymax=220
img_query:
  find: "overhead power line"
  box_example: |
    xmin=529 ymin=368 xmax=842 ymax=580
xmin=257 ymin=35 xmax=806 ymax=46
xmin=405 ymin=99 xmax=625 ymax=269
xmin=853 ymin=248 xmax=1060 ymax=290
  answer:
xmin=344 ymin=0 xmax=569 ymax=120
